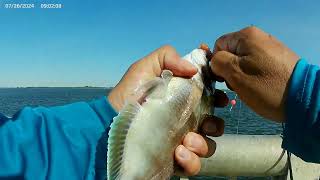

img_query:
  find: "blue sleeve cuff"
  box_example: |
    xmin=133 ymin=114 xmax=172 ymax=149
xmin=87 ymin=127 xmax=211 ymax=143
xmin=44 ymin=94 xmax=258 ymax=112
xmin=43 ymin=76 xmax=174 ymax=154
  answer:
xmin=89 ymin=96 xmax=118 ymax=128
xmin=89 ymin=97 xmax=118 ymax=179
xmin=282 ymin=59 xmax=320 ymax=163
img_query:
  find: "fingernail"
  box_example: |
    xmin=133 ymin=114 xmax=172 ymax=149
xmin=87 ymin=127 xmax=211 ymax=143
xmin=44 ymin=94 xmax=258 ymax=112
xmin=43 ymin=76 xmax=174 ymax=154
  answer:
xmin=178 ymin=146 xmax=190 ymax=160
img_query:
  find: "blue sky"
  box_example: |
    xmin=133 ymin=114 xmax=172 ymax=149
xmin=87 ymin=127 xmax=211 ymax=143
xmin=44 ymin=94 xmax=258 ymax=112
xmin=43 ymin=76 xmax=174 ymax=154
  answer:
xmin=0 ymin=0 xmax=319 ymax=88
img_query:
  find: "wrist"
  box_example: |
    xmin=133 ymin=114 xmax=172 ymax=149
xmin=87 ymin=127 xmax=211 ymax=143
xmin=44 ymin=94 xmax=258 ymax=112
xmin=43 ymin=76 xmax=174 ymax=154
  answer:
xmin=107 ymin=89 xmax=122 ymax=113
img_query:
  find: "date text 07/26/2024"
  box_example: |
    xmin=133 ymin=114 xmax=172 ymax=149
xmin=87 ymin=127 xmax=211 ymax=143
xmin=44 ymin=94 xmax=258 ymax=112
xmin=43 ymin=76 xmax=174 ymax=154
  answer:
xmin=3 ymin=3 xmax=62 ymax=9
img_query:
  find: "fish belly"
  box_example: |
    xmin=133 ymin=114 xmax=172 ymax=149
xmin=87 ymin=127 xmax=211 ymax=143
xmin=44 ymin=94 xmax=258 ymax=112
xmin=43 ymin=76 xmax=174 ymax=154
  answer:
xmin=121 ymin=78 xmax=198 ymax=179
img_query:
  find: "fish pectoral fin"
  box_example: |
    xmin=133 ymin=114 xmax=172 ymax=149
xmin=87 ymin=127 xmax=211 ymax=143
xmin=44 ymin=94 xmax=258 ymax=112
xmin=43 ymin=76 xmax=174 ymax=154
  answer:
xmin=107 ymin=102 xmax=141 ymax=180
xmin=136 ymin=77 xmax=168 ymax=104
xmin=134 ymin=70 xmax=172 ymax=104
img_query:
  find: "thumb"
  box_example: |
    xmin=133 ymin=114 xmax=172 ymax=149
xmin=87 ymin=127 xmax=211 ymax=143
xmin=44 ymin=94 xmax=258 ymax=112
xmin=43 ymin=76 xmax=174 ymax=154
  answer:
xmin=152 ymin=45 xmax=198 ymax=77
xmin=210 ymin=51 xmax=240 ymax=88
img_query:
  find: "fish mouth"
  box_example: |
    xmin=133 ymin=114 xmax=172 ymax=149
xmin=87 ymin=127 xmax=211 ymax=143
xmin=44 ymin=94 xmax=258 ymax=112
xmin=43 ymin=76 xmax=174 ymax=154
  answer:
xmin=201 ymin=57 xmax=216 ymax=96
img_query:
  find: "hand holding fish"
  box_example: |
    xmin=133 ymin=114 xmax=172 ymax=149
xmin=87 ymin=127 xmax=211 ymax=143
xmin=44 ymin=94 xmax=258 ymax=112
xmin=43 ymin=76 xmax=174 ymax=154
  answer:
xmin=108 ymin=45 xmax=228 ymax=178
xmin=210 ymin=26 xmax=300 ymax=122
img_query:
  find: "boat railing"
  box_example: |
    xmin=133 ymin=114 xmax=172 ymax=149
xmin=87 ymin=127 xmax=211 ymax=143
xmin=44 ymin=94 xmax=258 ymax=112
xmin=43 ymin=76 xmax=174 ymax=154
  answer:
xmin=180 ymin=135 xmax=320 ymax=180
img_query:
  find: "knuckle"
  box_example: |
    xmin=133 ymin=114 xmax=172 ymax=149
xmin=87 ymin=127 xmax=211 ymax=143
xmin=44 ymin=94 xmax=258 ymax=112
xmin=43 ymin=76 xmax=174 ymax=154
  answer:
xmin=242 ymin=26 xmax=261 ymax=37
xmin=211 ymin=52 xmax=224 ymax=68
xmin=212 ymin=51 xmax=237 ymax=73
xmin=213 ymin=51 xmax=226 ymax=61
xmin=230 ymin=55 xmax=239 ymax=67
xmin=227 ymin=56 xmax=242 ymax=83
xmin=226 ymin=53 xmax=239 ymax=70
xmin=214 ymin=34 xmax=228 ymax=50
xmin=235 ymin=37 xmax=249 ymax=55
xmin=128 ymin=60 xmax=139 ymax=70
xmin=237 ymin=37 xmax=247 ymax=46
xmin=160 ymin=45 xmax=176 ymax=52
xmin=217 ymin=34 xmax=227 ymax=43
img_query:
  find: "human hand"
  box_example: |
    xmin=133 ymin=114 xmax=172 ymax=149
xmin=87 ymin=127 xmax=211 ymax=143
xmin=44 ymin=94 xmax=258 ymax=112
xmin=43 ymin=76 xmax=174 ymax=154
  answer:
xmin=175 ymin=115 xmax=225 ymax=176
xmin=108 ymin=45 xmax=227 ymax=175
xmin=211 ymin=26 xmax=300 ymax=122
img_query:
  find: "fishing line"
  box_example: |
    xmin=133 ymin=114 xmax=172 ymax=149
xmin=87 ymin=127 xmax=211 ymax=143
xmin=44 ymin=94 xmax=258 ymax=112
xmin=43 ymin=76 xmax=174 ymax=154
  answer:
xmin=229 ymin=94 xmax=237 ymax=111
xmin=229 ymin=93 xmax=240 ymax=134
xmin=237 ymin=98 xmax=241 ymax=134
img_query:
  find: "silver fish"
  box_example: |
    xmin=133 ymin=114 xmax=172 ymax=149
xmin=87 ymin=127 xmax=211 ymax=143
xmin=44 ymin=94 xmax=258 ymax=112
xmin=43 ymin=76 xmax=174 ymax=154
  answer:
xmin=107 ymin=49 xmax=215 ymax=180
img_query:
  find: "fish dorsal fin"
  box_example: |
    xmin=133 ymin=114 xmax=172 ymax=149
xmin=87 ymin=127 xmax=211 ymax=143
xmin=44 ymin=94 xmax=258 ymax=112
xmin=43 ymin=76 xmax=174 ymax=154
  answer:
xmin=107 ymin=102 xmax=141 ymax=180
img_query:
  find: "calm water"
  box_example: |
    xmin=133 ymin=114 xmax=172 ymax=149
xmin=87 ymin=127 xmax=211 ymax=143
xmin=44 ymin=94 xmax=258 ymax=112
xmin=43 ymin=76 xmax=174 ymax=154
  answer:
xmin=0 ymin=88 xmax=282 ymax=135
xmin=0 ymin=88 xmax=282 ymax=179
xmin=0 ymin=88 xmax=108 ymax=116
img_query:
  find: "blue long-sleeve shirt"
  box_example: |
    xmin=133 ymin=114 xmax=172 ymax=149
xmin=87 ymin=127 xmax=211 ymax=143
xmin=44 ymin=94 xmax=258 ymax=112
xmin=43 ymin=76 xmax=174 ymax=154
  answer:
xmin=282 ymin=59 xmax=320 ymax=163
xmin=0 ymin=97 xmax=117 ymax=179
xmin=0 ymin=59 xmax=319 ymax=179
